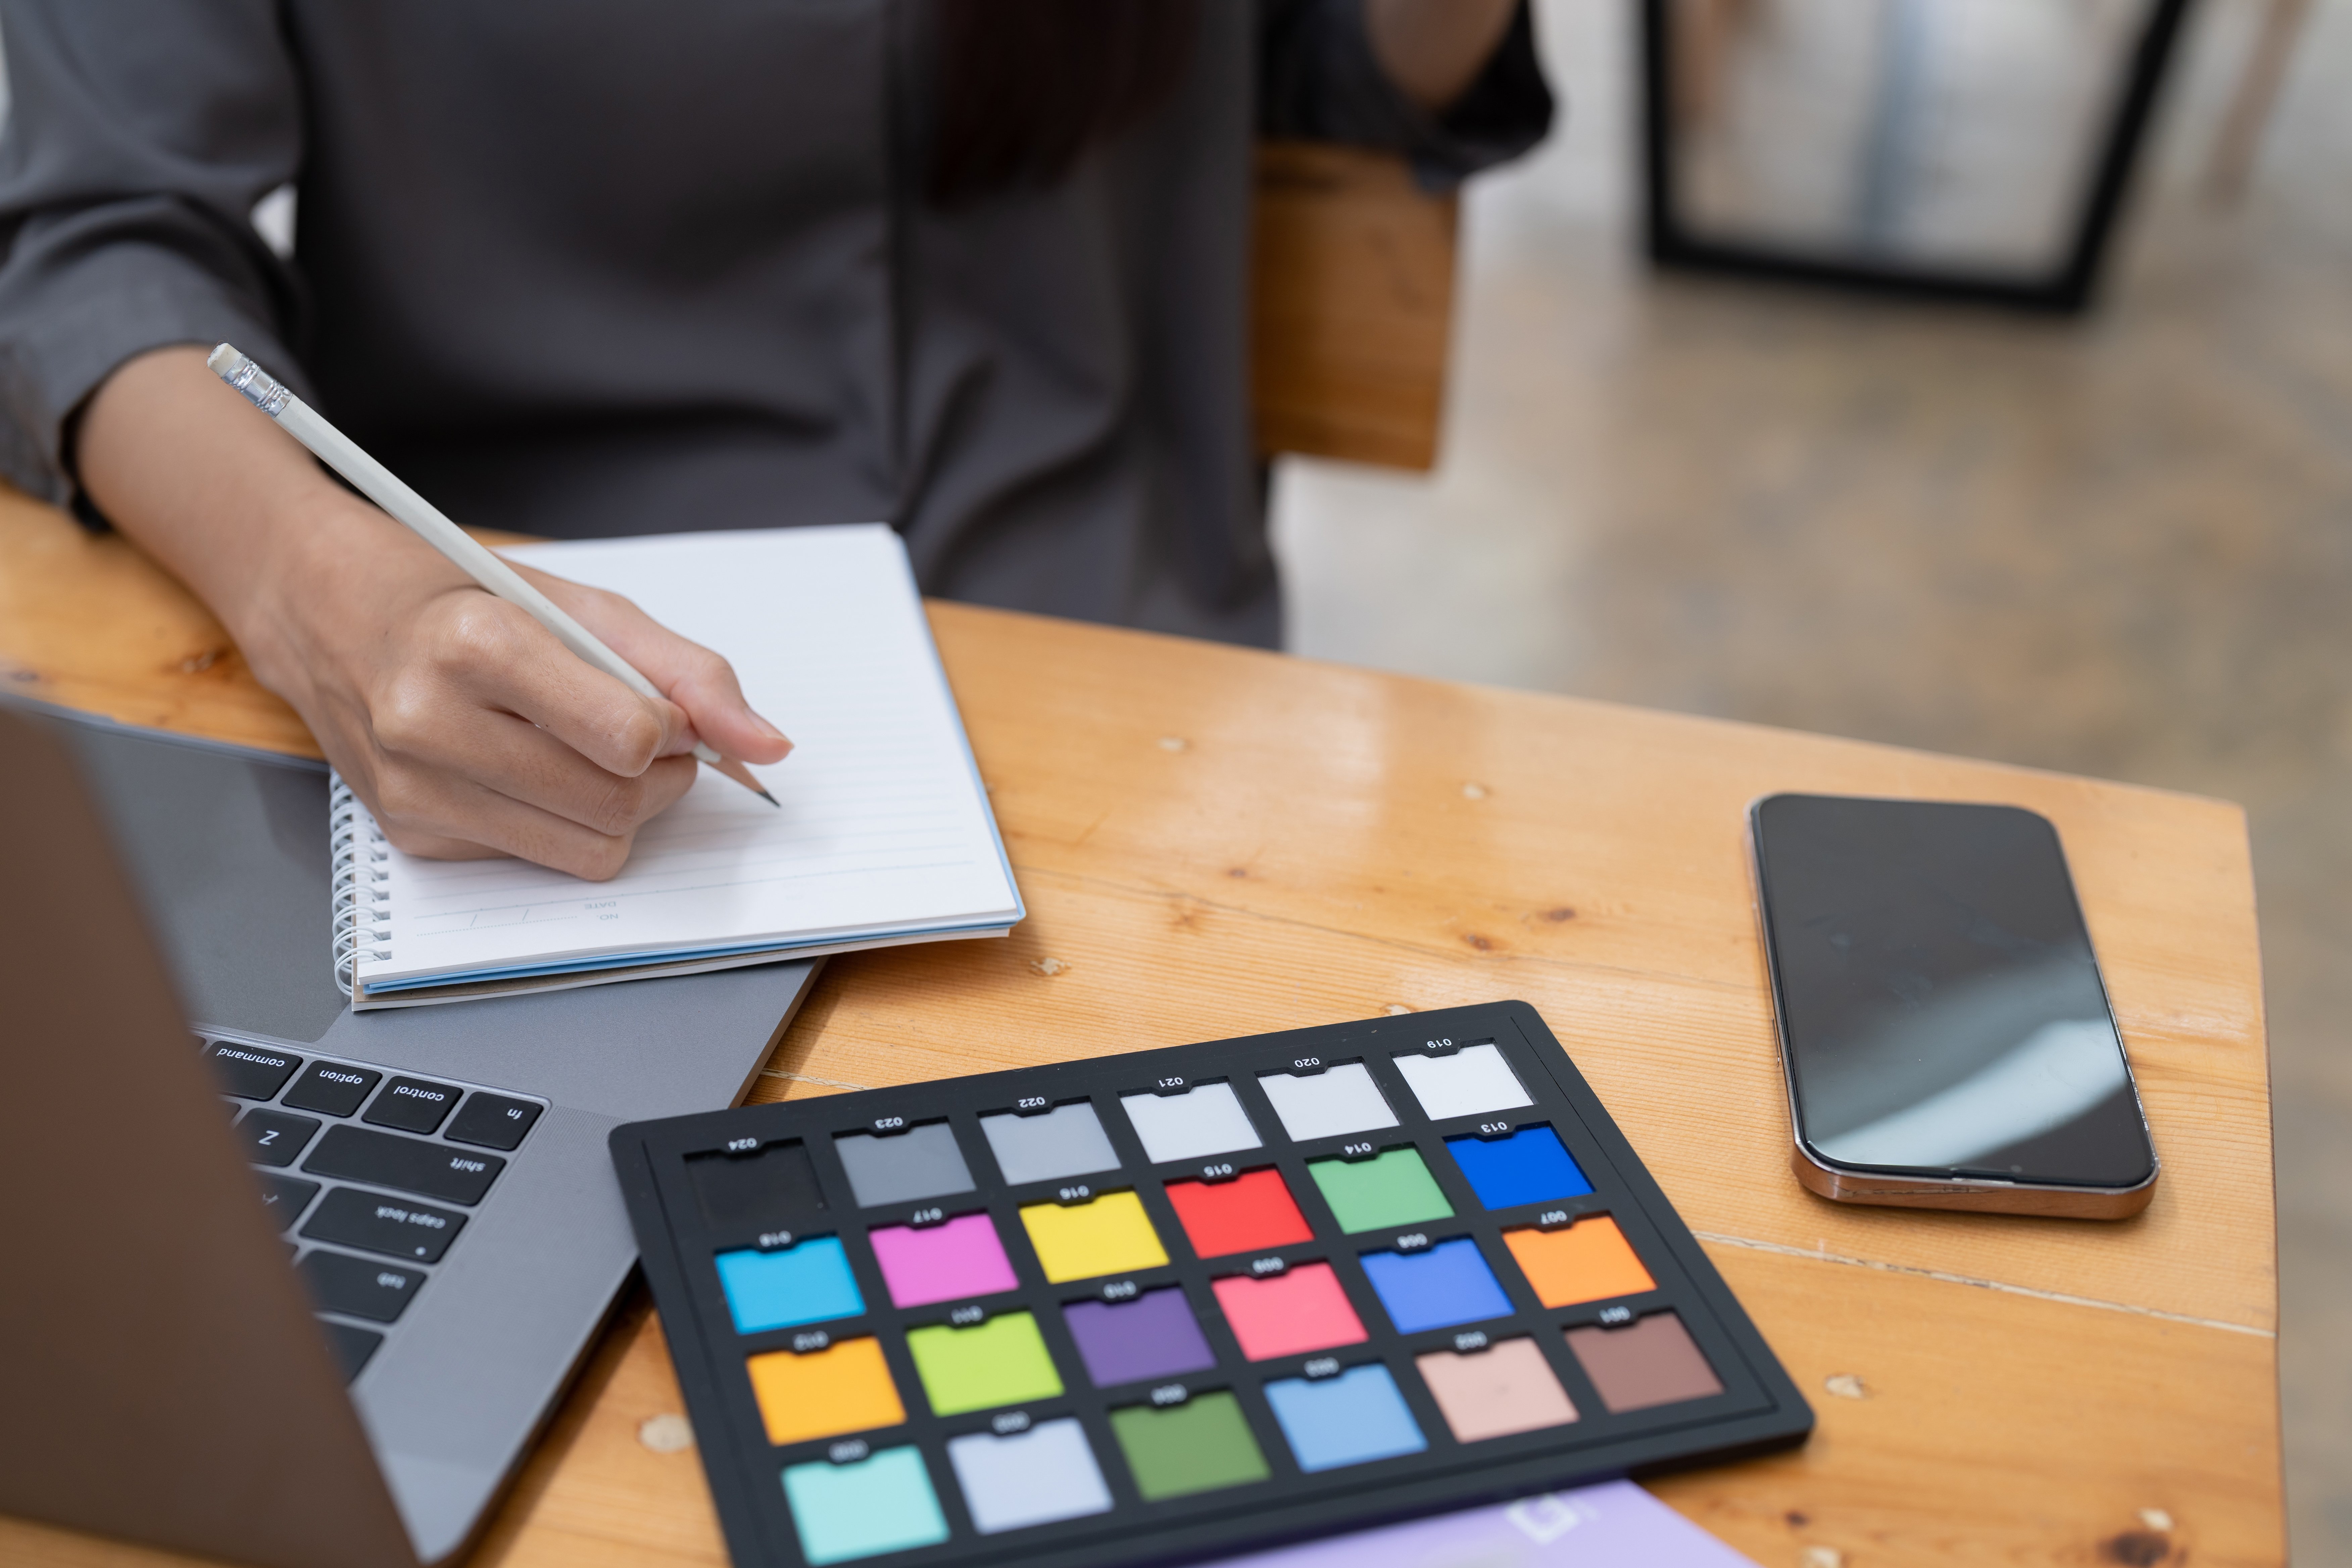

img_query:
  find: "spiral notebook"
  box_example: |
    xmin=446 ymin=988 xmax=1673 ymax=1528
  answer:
xmin=333 ymin=526 xmax=1024 ymax=1010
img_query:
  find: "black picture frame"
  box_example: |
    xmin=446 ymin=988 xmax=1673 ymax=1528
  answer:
xmin=1640 ymin=0 xmax=2198 ymax=313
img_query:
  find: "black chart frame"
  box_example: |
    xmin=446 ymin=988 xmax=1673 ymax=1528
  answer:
xmin=1639 ymin=0 xmax=2198 ymax=313
xmin=614 ymin=1001 xmax=1813 ymax=1568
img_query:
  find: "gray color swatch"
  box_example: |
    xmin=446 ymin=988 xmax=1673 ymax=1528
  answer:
xmin=980 ymin=1103 xmax=1121 ymax=1187
xmin=834 ymin=1122 xmax=976 ymax=1208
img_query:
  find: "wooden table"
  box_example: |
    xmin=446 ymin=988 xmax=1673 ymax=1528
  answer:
xmin=0 ymin=489 xmax=2282 ymax=1567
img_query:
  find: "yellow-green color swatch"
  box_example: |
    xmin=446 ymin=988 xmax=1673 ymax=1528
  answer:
xmin=906 ymin=1311 xmax=1064 ymax=1415
xmin=1110 ymin=1392 xmax=1271 ymax=1500
xmin=1019 ymin=1190 xmax=1169 ymax=1282
xmin=1307 ymin=1147 xmax=1454 ymax=1233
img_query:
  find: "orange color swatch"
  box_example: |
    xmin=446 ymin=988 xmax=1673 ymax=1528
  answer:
xmin=1503 ymin=1216 xmax=1655 ymax=1308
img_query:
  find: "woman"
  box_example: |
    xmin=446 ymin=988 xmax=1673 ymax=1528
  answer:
xmin=0 ymin=0 xmax=1549 ymax=877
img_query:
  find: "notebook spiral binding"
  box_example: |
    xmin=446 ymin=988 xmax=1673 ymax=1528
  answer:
xmin=329 ymin=772 xmax=391 ymax=998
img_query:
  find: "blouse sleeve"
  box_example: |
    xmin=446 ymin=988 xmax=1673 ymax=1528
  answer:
xmin=1258 ymin=0 xmax=1556 ymax=189
xmin=0 ymin=0 xmax=312 ymax=507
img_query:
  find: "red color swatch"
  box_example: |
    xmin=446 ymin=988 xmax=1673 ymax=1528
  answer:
xmin=1211 ymin=1263 xmax=1368 ymax=1360
xmin=1164 ymin=1168 xmax=1315 ymax=1259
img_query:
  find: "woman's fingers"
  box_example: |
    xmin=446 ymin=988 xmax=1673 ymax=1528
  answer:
xmin=400 ymin=589 xmax=691 ymax=778
xmin=365 ymin=752 xmax=671 ymax=882
xmin=516 ymin=560 xmax=794 ymax=766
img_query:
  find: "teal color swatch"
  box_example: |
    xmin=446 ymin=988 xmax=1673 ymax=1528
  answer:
xmin=781 ymin=1447 xmax=949 ymax=1564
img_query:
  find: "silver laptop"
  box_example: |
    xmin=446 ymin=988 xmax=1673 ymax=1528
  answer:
xmin=0 ymin=704 xmax=820 ymax=1566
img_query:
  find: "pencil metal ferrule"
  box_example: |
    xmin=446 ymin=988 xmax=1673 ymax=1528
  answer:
xmin=207 ymin=343 xmax=291 ymax=418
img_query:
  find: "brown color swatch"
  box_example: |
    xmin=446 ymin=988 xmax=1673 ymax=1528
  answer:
xmin=1565 ymin=1313 xmax=1723 ymax=1413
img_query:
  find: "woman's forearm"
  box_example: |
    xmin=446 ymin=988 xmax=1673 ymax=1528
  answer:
xmin=1366 ymin=0 xmax=1521 ymax=110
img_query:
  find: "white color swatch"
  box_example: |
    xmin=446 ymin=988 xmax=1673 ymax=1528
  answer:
xmin=1392 ymin=1044 xmax=1534 ymax=1122
xmin=1119 ymin=1081 xmax=1264 ymax=1164
xmin=1257 ymin=1063 xmax=1401 ymax=1142
xmin=946 ymin=1419 xmax=1114 ymax=1534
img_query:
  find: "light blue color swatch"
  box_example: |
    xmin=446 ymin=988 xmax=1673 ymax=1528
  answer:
xmin=1361 ymin=1237 xmax=1513 ymax=1334
xmin=1263 ymin=1365 xmax=1428 ymax=1472
xmin=781 ymin=1447 xmax=950 ymax=1564
xmin=716 ymin=1236 xmax=864 ymax=1334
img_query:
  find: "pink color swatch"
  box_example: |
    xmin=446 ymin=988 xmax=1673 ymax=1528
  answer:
xmin=869 ymin=1213 xmax=1019 ymax=1307
xmin=1212 ymin=1263 xmax=1368 ymax=1361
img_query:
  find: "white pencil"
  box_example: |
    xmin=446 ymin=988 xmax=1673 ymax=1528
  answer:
xmin=207 ymin=344 xmax=778 ymax=806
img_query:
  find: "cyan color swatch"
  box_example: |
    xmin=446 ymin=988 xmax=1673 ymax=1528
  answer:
xmin=1446 ymin=1125 xmax=1593 ymax=1211
xmin=781 ymin=1446 xmax=949 ymax=1564
xmin=1362 ymin=1238 xmax=1514 ymax=1334
xmin=716 ymin=1236 xmax=865 ymax=1334
xmin=1263 ymin=1365 xmax=1428 ymax=1472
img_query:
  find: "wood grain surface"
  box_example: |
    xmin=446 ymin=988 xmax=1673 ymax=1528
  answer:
xmin=0 ymin=487 xmax=2282 ymax=1567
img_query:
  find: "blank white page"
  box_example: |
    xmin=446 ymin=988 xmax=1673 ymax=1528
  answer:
xmin=355 ymin=526 xmax=1021 ymax=991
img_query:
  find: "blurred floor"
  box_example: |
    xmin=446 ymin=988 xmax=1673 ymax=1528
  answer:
xmin=1272 ymin=0 xmax=2352 ymax=1559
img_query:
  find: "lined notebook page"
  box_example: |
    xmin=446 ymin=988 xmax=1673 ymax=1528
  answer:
xmin=356 ymin=527 xmax=1020 ymax=993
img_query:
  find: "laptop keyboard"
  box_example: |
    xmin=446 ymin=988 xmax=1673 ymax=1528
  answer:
xmin=198 ymin=1036 xmax=547 ymax=1383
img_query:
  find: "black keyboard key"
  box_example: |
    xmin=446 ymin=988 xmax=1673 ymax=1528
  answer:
xmin=363 ymin=1076 xmax=462 ymax=1134
xmin=283 ymin=1061 xmax=383 ymax=1118
xmin=257 ymin=1174 xmax=321 ymax=1230
xmin=445 ymin=1092 xmax=543 ymax=1152
xmin=301 ymin=1186 xmax=467 ymax=1263
xmin=205 ymin=1042 xmax=302 ymax=1099
xmin=236 ymin=1108 xmax=321 ymax=1168
xmin=317 ymin=1319 xmax=385 ymax=1383
xmin=300 ymin=1249 xmax=426 ymax=1323
xmin=304 ymin=1125 xmax=505 ymax=1205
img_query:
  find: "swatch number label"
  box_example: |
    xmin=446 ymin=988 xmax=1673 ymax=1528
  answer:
xmin=1292 ymin=1057 xmax=1321 ymax=1070
xmin=1598 ymin=1305 xmax=1634 ymax=1325
xmin=950 ymin=1305 xmax=987 ymax=1327
xmin=829 ymin=1439 xmax=868 ymax=1464
xmin=910 ymin=1207 xmax=945 ymax=1227
xmin=1157 ymin=1077 xmax=1186 ymax=1090
xmin=1101 ymin=1280 xmax=1139 ymax=1301
xmin=1150 ymin=1384 xmax=1189 ymax=1407
xmin=724 ymin=1136 xmax=759 ymax=1154
xmin=1058 ymin=1184 xmax=1092 ymax=1203
xmin=991 ymin=1412 xmax=1031 ymax=1435
xmin=792 ymin=1330 xmax=831 ymax=1353
xmin=1454 ymin=1330 xmax=1489 ymax=1353
xmin=871 ymin=1116 xmax=905 ymax=1133
xmin=758 ymin=1230 xmax=795 ymax=1251
xmin=1250 ymin=1256 xmax=1287 ymax=1277
xmin=1302 ymin=1356 xmax=1341 ymax=1379
xmin=1200 ymin=1162 xmax=1236 ymax=1181
xmin=1016 ymin=1096 xmax=1049 ymax=1111
xmin=1395 ymin=1233 xmax=1430 ymax=1252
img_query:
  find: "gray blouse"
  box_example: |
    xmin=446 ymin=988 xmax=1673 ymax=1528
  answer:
xmin=0 ymin=1 xmax=1548 ymax=645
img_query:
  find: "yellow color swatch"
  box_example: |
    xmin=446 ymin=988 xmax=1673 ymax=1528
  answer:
xmin=1019 ymin=1190 xmax=1169 ymax=1282
xmin=1503 ymin=1216 xmax=1656 ymax=1308
xmin=746 ymin=1337 xmax=906 ymax=1446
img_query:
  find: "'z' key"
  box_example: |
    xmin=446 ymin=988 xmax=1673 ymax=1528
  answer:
xmin=237 ymin=1108 xmax=322 ymax=1168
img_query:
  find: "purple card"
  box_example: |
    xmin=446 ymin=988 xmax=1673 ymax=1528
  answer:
xmin=1202 ymin=1481 xmax=1762 ymax=1568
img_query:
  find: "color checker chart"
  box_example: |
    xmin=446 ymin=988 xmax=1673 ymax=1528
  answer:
xmin=612 ymin=1001 xmax=1811 ymax=1568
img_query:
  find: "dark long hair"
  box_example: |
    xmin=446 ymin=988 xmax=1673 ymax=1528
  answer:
xmin=929 ymin=0 xmax=1200 ymax=205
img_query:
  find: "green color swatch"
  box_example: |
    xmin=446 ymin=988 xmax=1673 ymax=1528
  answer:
xmin=906 ymin=1311 xmax=1063 ymax=1416
xmin=781 ymin=1447 xmax=949 ymax=1565
xmin=1307 ymin=1147 xmax=1454 ymax=1233
xmin=1110 ymin=1392 xmax=1271 ymax=1501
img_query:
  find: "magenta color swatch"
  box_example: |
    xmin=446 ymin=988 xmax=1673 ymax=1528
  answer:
xmin=868 ymin=1213 xmax=1019 ymax=1307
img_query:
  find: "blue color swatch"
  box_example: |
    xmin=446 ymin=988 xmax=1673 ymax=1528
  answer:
xmin=781 ymin=1446 xmax=949 ymax=1564
xmin=717 ymin=1236 xmax=865 ymax=1334
xmin=1361 ymin=1238 xmax=1513 ymax=1333
xmin=1445 ymin=1125 xmax=1592 ymax=1210
xmin=1263 ymin=1365 xmax=1428 ymax=1472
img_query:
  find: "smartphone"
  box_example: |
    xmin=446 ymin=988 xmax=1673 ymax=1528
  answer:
xmin=1749 ymin=794 xmax=2157 ymax=1218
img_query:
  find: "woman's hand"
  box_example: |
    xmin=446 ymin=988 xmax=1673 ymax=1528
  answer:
xmin=76 ymin=345 xmax=790 ymax=880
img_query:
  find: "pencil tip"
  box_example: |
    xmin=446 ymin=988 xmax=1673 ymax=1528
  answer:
xmin=758 ymin=788 xmax=781 ymax=807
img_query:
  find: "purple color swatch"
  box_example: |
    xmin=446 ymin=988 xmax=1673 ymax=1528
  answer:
xmin=1200 ymin=1480 xmax=1761 ymax=1568
xmin=1063 ymin=1287 xmax=1217 ymax=1387
xmin=868 ymin=1213 xmax=1018 ymax=1307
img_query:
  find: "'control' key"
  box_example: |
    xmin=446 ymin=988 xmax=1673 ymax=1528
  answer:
xmin=364 ymin=1077 xmax=462 ymax=1134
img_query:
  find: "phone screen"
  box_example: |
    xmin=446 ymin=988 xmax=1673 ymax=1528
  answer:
xmin=1752 ymin=794 xmax=2155 ymax=1189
